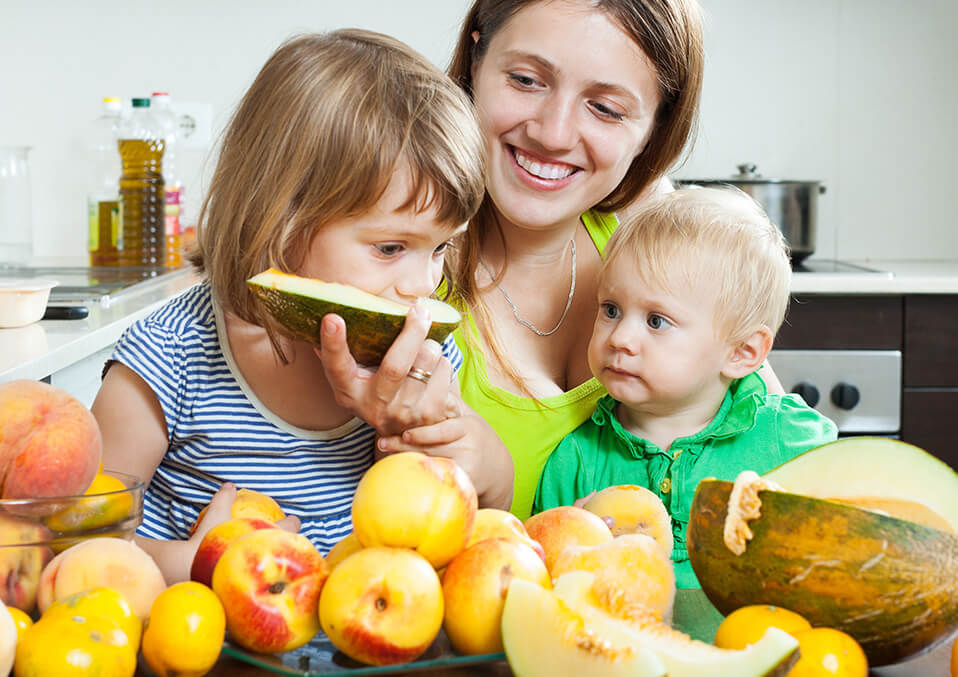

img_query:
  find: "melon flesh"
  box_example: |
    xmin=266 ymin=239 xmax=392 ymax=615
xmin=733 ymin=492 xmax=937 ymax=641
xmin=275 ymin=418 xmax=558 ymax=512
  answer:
xmin=501 ymin=579 xmax=666 ymax=677
xmin=763 ymin=437 xmax=958 ymax=532
xmin=552 ymin=571 xmax=799 ymax=677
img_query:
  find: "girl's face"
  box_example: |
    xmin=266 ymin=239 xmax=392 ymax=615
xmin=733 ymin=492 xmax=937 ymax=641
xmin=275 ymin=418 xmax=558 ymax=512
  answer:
xmin=588 ymin=255 xmax=733 ymax=415
xmin=471 ymin=0 xmax=662 ymax=233
xmin=300 ymin=166 xmax=463 ymax=305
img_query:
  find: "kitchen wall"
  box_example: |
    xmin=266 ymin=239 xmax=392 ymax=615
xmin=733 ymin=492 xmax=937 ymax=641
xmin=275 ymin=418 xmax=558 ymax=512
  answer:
xmin=2 ymin=0 xmax=956 ymax=263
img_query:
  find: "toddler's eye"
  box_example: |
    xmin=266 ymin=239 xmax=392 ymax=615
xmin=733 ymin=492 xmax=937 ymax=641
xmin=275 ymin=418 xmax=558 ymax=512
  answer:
xmin=647 ymin=314 xmax=672 ymax=330
xmin=600 ymin=302 xmax=620 ymax=319
xmin=375 ymin=243 xmax=404 ymax=257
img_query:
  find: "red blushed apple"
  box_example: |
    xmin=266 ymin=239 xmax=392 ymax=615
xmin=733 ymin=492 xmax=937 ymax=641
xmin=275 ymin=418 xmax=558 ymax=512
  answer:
xmin=524 ymin=505 xmax=613 ymax=574
xmin=466 ymin=508 xmax=546 ymax=563
xmin=0 ymin=512 xmax=53 ymax=613
xmin=190 ymin=517 xmax=279 ymax=587
xmin=441 ymin=537 xmax=551 ymax=655
xmin=212 ymin=529 xmax=328 ymax=654
xmin=319 ymin=546 xmax=443 ymax=666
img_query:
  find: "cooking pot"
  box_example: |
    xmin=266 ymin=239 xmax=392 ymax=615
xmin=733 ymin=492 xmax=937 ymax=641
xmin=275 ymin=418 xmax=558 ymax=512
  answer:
xmin=674 ymin=163 xmax=825 ymax=264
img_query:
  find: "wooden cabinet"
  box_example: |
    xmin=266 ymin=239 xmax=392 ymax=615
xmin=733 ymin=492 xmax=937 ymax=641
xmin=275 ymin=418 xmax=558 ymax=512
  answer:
xmin=901 ymin=295 xmax=958 ymax=469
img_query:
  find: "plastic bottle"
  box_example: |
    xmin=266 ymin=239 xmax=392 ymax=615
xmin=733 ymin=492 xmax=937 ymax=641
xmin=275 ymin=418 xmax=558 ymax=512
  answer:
xmin=117 ymin=97 xmax=165 ymax=268
xmin=151 ymin=92 xmax=183 ymax=268
xmin=86 ymin=97 xmax=123 ymax=267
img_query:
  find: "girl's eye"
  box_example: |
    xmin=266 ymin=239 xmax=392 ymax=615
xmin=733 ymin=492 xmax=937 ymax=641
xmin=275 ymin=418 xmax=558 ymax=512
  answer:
xmin=647 ymin=313 xmax=672 ymax=330
xmin=433 ymin=240 xmax=452 ymax=256
xmin=600 ymin=302 xmax=620 ymax=320
xmin=590 ymin=100 xmax=625 ymax=121
xmin=374 ymin=243 xmax=404 ymax=257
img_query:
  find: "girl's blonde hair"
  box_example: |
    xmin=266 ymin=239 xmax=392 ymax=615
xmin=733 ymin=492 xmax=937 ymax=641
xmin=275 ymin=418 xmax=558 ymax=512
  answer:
xmin=189 ymin=29 xmax=485 ymax=358
xmin=445 ymin=0 xmax=705 ymax=394
xmin=602 ymin=187 xmax=792 ymax=345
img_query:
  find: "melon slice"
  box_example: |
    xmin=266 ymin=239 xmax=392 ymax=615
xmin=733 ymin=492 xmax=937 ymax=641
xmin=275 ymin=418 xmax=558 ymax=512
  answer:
xmin=552 ymin=571 xmax=799 ymax=677
xmin=501 ymin=578 xmax=666 ymax=677
xmin=763 ymin=437 xmax=958 ymax=532
xmin=247 ymin=268 xmax=461 ymax=365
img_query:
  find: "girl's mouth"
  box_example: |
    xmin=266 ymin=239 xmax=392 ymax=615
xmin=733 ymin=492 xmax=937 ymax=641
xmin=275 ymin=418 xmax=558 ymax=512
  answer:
xmin=510 ymin=147 xmax=579 ymax=187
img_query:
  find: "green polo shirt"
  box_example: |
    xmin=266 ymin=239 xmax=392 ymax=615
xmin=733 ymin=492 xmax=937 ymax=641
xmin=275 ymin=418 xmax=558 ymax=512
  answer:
xmin=533 ymin=372 xmax=838 ymax=589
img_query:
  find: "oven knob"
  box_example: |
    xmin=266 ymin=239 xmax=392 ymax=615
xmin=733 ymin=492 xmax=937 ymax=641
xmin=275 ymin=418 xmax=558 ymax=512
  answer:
xmin=831 ymin=383 xmax=860 ymax=410
xmin=791 ymin=382 xmax=820 ymax=407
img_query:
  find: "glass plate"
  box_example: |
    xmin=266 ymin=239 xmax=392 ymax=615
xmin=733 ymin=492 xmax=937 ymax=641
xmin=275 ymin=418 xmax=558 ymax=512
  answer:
xmin=222 ymin=590 xmax=722 ymax=676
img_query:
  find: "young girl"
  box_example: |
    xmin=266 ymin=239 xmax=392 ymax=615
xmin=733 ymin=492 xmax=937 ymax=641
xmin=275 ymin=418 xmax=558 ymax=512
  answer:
xmin=91 ymin=29 xmax=511 ymax=584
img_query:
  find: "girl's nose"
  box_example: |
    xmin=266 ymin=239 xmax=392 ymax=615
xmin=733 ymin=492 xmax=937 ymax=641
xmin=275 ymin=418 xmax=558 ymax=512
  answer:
xmin=395 ymin=259 xmax=442 ymax=302
xmin=526 ymin=94 xmax=577 ymax=151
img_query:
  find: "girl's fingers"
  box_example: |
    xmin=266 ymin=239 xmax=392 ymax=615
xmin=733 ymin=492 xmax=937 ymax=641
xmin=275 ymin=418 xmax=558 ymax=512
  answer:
xmin=374 ymin=304 xmax=431 ymax=404
xmin=319 ymin=314 xmax=360 ymax=396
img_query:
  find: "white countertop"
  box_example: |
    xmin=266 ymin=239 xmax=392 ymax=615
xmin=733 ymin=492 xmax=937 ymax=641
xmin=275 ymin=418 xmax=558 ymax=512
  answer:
xmin=1 ymin=268 xmax=200 ymax=382
xmin=2 ymin=259 xmax=958 ymax=385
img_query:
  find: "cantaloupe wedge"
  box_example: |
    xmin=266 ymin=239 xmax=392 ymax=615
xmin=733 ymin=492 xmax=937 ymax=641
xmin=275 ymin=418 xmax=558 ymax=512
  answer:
xmin=501 ymin=578 xmax=666 ymax=677
xmin=763 ymin=437 xmax=958 ymax=532
xmin=552 ymin=571 xmax=799 ymax=677
xmin=247 ymin=268 xmax=461 ymax=365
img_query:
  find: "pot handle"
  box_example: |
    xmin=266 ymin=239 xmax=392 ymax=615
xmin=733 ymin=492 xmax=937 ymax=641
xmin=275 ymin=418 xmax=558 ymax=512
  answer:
xmin=819 ymin=184 xmax=827 ymax=194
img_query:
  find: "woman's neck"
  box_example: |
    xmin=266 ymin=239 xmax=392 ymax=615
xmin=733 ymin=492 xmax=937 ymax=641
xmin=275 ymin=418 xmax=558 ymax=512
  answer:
xmin=481 ymin=211 xmax=582 ymax=271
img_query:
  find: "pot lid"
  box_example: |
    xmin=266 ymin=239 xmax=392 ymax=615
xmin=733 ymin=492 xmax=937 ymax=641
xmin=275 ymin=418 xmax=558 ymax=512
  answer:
xmin=677 ymin=163 xmax=823 ymax=186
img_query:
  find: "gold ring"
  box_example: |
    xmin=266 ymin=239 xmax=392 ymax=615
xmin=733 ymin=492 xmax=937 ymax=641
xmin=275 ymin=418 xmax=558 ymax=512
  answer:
xmin=407 ymin=367 xmax=432 ymax=385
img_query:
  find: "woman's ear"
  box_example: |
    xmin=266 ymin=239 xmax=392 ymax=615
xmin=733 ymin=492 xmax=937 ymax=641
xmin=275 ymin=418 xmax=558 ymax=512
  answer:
xmin=721 ymin=326 xmax=773 ymax=379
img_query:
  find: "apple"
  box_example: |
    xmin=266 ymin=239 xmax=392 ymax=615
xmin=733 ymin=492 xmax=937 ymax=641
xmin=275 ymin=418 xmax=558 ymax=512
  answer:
xmin=319 ymin=546 xmax=443 ymax=665
xmin=188 ymin=488 xmax=286 ymax=538
xmin=582 ymin=485 xmax=674 ymax=556
xmin=0 ymin=512 xmax=53 ymax=612
xmin=212 ymin=528 xmax=328 ymax=654
xmin=190 ymin=517 xmax=279 ymax=587
xmin=324 ymin=532 xmax=363 ymax=571
xmin=441 ymin=537 xmax=551 ymax=655
xmin=465 ymin=508 xmax=546 ymax=563
xmin=524 ymin=506 xmax=613 ymax=574
xmin=351 ymin=452 xmax=477 ymax=569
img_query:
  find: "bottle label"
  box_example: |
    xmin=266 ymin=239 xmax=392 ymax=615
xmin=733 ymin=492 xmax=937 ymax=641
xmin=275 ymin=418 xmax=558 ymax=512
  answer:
xmin=165 ymin=186 xmax=181 ymax=236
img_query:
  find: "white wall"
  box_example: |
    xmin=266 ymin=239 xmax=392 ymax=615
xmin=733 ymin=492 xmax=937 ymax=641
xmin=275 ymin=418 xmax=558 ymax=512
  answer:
xmin=2 ymin=0 xmax=956 ymax=263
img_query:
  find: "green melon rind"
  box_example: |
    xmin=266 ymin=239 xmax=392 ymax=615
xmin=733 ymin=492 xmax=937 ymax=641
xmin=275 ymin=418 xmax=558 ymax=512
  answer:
xmin=763 ymin=437 xmax=958 ymax=532
xmin=501 ymin=578 xmax=667 ymax=677
xmin=552 ymin=571 xmax=799 ymax=677
xmin=686 ymin=479 xmax=958 ymax=666
xmin=247 ymin=269 xmax=461 ymax=365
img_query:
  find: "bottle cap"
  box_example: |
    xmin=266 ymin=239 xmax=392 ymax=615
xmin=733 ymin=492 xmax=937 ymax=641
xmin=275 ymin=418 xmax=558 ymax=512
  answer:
xmin=131 ymin=98 xmax=151 ymax=108
xmin=151 ymin=91 xmax=170 ymax=97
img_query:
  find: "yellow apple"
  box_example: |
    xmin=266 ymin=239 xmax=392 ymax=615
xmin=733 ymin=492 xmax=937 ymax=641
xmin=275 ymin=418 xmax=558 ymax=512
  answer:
xmin=188 ymin=488 xmax=286 ymax=537
xmin=351 ymin=452 xmax=477 ymax=568
xmin=324 ymin=532 xmax=363 ymax=571
xmin=0 ymin=512 xmax=53 ymax=613
xmin=582 ymin=485 xmax=674 ymax=556
xmin=212 ymin=528 xmax=328 ymax=654
xmin=441 ymin=537 xmax=551 ymax=655
xmin=319 ymin=546 xmax=443 ymax=666
xmin=524 ymin=506 xmax=613 ymax=574
xmin=466 ymin=508 xmax=546 ymax=563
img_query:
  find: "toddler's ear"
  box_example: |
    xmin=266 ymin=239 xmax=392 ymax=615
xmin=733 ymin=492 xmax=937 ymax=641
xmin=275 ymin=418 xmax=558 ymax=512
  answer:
xmin=721 ymin=326 xmax=773 ymax=379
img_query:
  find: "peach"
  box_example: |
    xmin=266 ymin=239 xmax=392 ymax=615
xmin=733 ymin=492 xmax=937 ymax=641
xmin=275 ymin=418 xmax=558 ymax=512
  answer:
xmin=0 ymin=379 xmax=101 ymax=504
xmin=36 ymin=536 xmax=167 ymax=620
xmin=441 ymin=538 xmax=551 ymax=655
xmin=0 ymin=512 xmax=53 ymax=613
xmin=352 ymin=452 xmax=477 ymax=569
xmin=319 ymin=546 xmax=443 ymax=666
xmin=466 ymin=508 xmax=546 ymax=563
xmin=524 ymin=506 xmax=613 ymax=574
xmin=583 ymin=485 xmax=674 ymax=556
xmin=190 ymin=517 xmax=279 ymax=588
xmin=188 ymin=487 xmax=286 ymax=537
xmin=551 ymin=534 xmax=676 ymax=622
xmin=324 ymin=532 xmax=363 ymax=571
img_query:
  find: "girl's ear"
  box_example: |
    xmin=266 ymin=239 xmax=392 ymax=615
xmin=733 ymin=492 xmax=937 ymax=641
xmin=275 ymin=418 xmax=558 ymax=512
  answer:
xmin=721 ymin=326 xmax=773 ymax=380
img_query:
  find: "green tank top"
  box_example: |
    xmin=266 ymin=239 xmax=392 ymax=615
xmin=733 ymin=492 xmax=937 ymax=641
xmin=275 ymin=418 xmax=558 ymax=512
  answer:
xmin=453 ymin=210 xmax=619 ymax=519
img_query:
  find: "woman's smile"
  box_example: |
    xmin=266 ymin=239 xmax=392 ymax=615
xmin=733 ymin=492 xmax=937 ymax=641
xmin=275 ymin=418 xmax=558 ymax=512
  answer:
xmin=510 ymin=146 xmax=580 ymax=189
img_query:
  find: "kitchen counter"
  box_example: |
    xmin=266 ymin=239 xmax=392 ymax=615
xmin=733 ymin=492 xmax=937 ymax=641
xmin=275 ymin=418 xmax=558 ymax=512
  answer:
xmin=791 ymin=259 xmax=958 ymax=294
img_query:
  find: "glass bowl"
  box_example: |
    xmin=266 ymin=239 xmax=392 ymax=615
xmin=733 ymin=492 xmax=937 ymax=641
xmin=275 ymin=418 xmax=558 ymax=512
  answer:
xmin=0 ymin=470 xmax=144 ymax=613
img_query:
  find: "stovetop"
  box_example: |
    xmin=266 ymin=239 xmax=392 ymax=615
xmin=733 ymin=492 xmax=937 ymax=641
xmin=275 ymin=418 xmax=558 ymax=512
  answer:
xmin=0 ymin=265 xmax=192 ymax=303
xmin=792 ymin=259 xmax=893 ymax=277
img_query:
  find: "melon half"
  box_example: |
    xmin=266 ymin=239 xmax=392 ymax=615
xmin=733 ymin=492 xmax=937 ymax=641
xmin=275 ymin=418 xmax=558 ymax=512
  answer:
xmin=247 ymin=268 xmax=461 ymax=365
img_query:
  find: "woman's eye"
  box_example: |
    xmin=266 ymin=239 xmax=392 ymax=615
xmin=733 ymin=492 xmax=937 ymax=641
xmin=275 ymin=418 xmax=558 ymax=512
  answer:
xmin=600 ymin=302 xmax=620 ymax=320
xmin=374 ymin=243 xmax=404 ymax=257
xmin=590 ymin=100 xmax=625 ymax=121
xmin=508 ymin=73 xmax=539 ymax=89
xmin=647 ymin=313 xmax=672 ymax=330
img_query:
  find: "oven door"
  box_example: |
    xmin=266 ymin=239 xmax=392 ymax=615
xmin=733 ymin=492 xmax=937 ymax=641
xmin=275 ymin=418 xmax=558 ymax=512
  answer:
xmin=769 ymin=349 xmax=901 ymax=436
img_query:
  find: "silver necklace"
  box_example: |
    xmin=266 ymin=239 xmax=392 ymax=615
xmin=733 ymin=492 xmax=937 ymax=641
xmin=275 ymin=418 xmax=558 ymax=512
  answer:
xmin=480 ymin=238 xmax=576 ymax=337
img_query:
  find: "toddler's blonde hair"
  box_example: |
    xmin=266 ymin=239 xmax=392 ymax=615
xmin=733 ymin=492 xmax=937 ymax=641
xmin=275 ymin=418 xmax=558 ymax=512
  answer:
xmin=602 ymin=187 xmax=791 ymax=344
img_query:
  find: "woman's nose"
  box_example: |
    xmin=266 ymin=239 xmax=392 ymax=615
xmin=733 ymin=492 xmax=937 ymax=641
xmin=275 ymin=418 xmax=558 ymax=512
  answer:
xmin=526 ymin=95 xmax=577 ymax=151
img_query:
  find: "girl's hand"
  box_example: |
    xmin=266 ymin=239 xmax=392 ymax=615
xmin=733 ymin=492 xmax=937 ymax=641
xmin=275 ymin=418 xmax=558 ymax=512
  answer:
xmin=317 ymin=303 xmax=459 ymax=437
xmin=188 ymin=483 xmax=301 ymax=547
xmin=376 ymin=396 xmax=514 ymax=510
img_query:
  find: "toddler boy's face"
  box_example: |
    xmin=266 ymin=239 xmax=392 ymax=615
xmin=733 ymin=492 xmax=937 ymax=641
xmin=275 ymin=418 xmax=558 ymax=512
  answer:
xmin=298 ymin=166 xmax=464 ymax=306
xmin=587 ymin=254 xmax=735 ymax=413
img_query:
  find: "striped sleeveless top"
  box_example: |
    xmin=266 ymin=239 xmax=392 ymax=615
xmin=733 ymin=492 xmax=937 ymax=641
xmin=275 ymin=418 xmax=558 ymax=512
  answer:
xmin=109 ymin=281 xmax=463 ymax=555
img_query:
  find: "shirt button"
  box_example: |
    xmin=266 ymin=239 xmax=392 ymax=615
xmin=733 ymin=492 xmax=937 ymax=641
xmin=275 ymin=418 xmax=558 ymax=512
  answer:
xmin=660 ymin=478 xmax=672 ymax=494
xmin=672 ymin=448 xmax=683 ymax=459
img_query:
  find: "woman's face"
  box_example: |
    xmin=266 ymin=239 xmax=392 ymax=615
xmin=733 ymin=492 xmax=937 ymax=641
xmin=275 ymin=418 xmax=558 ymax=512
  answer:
xmin=471 ymin=0 xmax=662 ymax=233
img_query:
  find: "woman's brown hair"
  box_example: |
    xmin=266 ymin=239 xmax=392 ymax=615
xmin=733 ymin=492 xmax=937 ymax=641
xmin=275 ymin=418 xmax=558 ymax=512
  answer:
xmin=189 ymin=29 xmax=485 ymax=361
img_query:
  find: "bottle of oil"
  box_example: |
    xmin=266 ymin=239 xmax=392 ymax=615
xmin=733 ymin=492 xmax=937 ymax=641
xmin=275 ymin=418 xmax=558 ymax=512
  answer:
xmin=117 ymin=97 xmax=165 ymax=267
xmin=87 ymin=97 xmax=123 ymax=266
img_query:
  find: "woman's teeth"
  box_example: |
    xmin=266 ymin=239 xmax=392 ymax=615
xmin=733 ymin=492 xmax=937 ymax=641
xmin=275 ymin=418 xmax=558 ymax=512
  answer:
xmin=514 ymin=150 xmax=576 ymax=180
